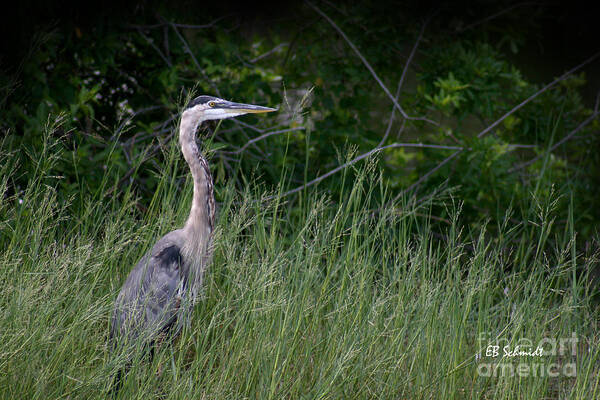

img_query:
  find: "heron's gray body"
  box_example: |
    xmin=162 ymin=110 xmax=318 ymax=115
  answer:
xmin=110 ymin=95 xmax=275 ymax=352
xmin=111 ymin=230 xmax=188 ymax=344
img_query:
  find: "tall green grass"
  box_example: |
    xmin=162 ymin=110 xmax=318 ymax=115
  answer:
xmin=0 ymin=121 xmax=598 ymax=399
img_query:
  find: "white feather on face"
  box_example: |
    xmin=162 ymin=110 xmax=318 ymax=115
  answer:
xmin=202 ymin=108 xmax=247 ymax=120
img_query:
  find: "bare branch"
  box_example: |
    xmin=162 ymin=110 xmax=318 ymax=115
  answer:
xmin=306 ymin=1 xmax=438 ymax=126
xmin=217 ymin=118 xmax=299 ymax=135
xmin=382 ymin=53 xmax=600 ymax=203
xmin=506 ymin=144 xmax=537 ymax=149
xmin=114 ymin=105 xmax=166 ymax=139
xmin=509 ymin=110 xmax=600 ymax=172
xmin=126 ymin=125 xmax=173 ymax=148
xmin=414 ymin=178 xmax=450 ymax=208
xmin=266 ymin=142 xmax=463 ymax=200
xmin=377 ymin=110 xmax=595 ymax=204
xmin=107 ymin=132 xmax=176 ymax=196
xmin=223 ymin=127 xmax=306 ymax=154
xmin=390 ymin=149 xmax=462 ymax=203
xmin=378 ymin=109 xmax=396 ymax=148
xmin=458 ymin=2 xmax=542 ymax=32
xmin=124 ymin=115 xmax=177 ymax=147
xmin=392 ymin=143 xmax=463 ymax=151
xmin=477 ymin=51 xmax=600 ymax=139
xmin=170 ymin=23 xmax=221 ymax=95
xmin=395 ymin=118 xmax=407 ymax=140
xmin=321 ymin=0 xmax=349 ymax=16
xmin=250 ymin=43 xmax=289 ymax=63
xmin=379 ymin=19 xmax=429 ymax=147
xmin=163 ymin=25 xmax=171 ymax=65
xmin=398 ymin=19 xmax=429 ymax=96
xmin=128 ymin=15 xmax=232 ymax=30
xmin=229 ymin=119 xmax=264 ymax=133
xmin=388 ymin=136 xmax=587 ymax=204
xmin=169 ymin=18 xmax=231 ymax=30
xmin=137 ymin=29 xmax=172 ymax=68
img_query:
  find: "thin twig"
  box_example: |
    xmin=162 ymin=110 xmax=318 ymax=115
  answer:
xmin=250 ymin=43 xmax=289 ymax=63
xmin=506 ymin=144 xmax=537 ymax=149
xmin=477 ymin=51 xmax=600 ymax=139
xmin=395 ymin=118 xmax=407 ymax=140
xmin=282 ymin=20 xmax=318 ymax=68
xmin=223 ymin=127 xmax=306 ymax=154
xmin=126 ymin=125 xmax=172 ymax=148
xmin=230 ymin=119 xmax=264 ymax=133
xmin=217 ymin=118 xmax=297 ymax=135
xmin=306 ymin=1 xmax=438 ymax=126
xmin=388 ymin=134 xmax=588 ymax=202
xmin=384 ymin=53 xmax=600 ymax=202
xmin=107 ymin=132 xmax=176 ymax=196
xmin=128 ymin=15 xmax=232 ymax=30
xmin=124 ymin=115 xmax=177 ymax=147
xmin=391 ymin=149 xmax=462 ymax=203
xmin=457 ymin=2 xmax=542 ymax=32
xmin=266 ymin=143 xmax=463 ymax=200
xmin=121 ymin=142 xmax=132 ymax=166
xmin=509 ymin=110 xmax=600 ymax=172
xmin=414 ymin=178 xmax=450 ymax=208
xmin=321 ymin=0 xmax=349 ymax=16
xmin=378 ymin=108 xmax=396 ymax=148
xmin=378 ymin=20 xmax=428 ymax=147
xmin=169 ymin=22 xmax=221 ymax=95
xmin=163 ymin=25 xmax=171 ymax=65
xmin=137 ymin=29 xmax=172 ymax=68
xmin=398 ymin=19 xmax=429 ymax=97
xmin=114 ymin=105 xmax=166 ymax=139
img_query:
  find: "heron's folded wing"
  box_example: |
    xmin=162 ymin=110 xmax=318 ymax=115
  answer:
xmin=111 ymin=244 xmax=186 ymax=344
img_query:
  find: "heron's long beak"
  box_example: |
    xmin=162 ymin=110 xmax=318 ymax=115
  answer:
xmin=222 ymin=101 xmax=277 ymax=114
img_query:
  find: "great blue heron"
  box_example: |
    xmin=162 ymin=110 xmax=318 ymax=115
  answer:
xmin=110 ymin=95 xmax=276 ymax=365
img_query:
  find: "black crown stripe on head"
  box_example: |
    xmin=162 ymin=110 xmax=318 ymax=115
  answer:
xmin=187 ymin=95 xmax=218 ymax=109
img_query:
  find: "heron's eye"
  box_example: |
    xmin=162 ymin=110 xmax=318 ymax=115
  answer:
xmin=208 ymin=101 xmax=216 ymax=107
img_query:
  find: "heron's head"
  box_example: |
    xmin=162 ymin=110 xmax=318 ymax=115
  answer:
xmin=183 ymin=95 xmax=277 ymax=123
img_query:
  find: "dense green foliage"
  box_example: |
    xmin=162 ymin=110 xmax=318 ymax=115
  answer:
xmin=1 ymin=2 xmax=599 ymax=398
xmin=2 ymin=3 xmax=599 ymax=241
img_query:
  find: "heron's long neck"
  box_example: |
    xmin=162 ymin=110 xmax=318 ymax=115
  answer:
xmin=179 ymin=115 xmax=215 ymax=245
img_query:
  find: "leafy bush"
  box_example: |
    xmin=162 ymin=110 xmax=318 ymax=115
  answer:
xmin=2 ymin=3 xmax=598 ymax=244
